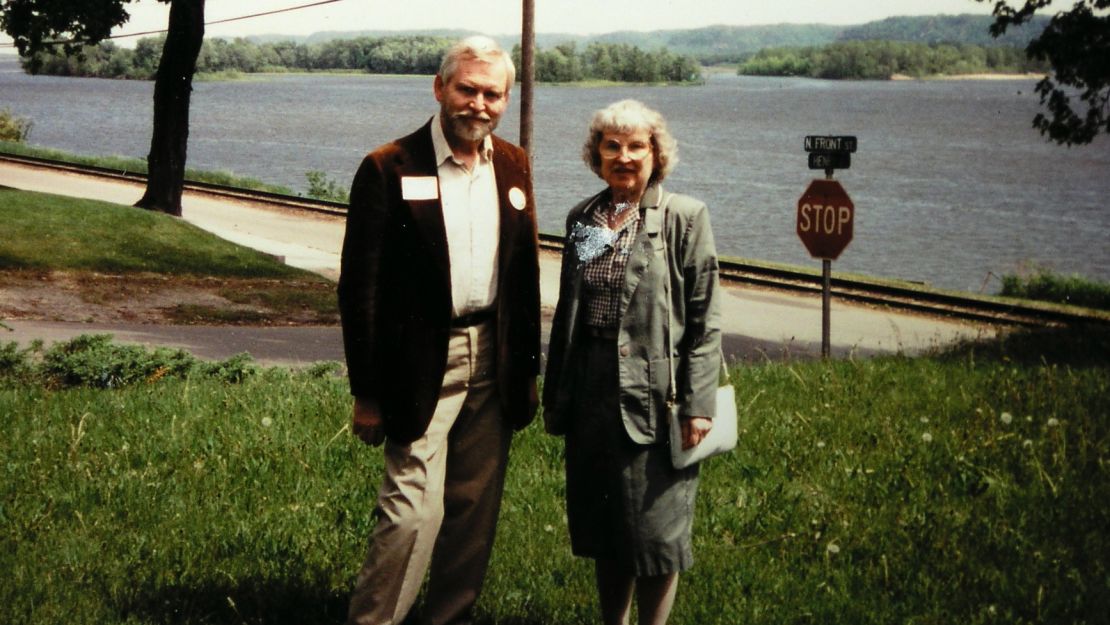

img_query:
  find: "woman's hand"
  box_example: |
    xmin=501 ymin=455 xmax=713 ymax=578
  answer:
xmin=681 ymin=416 xmax=713 ymax=450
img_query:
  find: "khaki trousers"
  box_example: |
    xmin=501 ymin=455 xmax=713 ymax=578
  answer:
xmin=348 ymin=322 xmax=511 ymax=625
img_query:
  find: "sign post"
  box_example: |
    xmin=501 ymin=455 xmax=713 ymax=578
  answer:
xmin=799 ymin=136 xmax=856 ymax=357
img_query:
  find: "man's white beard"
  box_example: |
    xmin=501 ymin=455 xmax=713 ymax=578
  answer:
xmin=444 ymin=110 xmax=496 ymax=144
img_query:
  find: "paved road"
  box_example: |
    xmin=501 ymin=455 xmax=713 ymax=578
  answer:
xmin=1 ymin=160 xmax=994 ymax=366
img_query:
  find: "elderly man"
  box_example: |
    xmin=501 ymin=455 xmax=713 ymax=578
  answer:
xmin=338 ymin=36 xmax=540 ymax=625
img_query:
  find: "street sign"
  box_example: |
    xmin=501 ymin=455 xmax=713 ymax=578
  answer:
xmin=804 ymin=135 xmax=857 ymax=153
xmin=797 ymin=179 xmax=854 ymax=260
xmin=808 ymin=152 xmax=851 ymax=170
xmin=805 ymin=135 xmax=856 ymax=171
xmin=800 ymin=137 xmax=858 ymax=358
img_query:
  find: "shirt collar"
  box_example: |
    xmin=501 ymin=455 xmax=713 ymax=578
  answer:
xmin=431 ymin=112 xmax=494 ymax=168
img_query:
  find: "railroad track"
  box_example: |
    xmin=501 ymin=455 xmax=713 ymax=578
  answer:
xmin=3 ymin=151 xmax=1106 ymax=327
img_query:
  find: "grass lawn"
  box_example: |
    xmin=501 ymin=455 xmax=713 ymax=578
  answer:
xmin=0 ymin=325 xmax=1107 ymax=624
xmin=0 ymin=141 xmax=297 ymax=196
xmin=0 ymin=188 xmax=338 ymax=324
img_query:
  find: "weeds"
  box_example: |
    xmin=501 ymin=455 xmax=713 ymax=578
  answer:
xmin=1000 ymin=266 xmax=1110 ymax=310
xmin=0 ymin=107 xmax=32 ymax=142
xmin=0 ymin=334 xmax=261 ymax=388
xmin=305 ymin=170 xmax=350 ymax=203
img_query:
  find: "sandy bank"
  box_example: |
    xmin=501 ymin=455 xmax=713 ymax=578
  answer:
xmin=890 ymin=72 xmax=1043 ymax=81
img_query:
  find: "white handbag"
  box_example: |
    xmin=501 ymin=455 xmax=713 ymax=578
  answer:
xmin=660 ymin=192 xmax=738 ymax=469
xmin=667 ymin=379 xmax=738 ymax=469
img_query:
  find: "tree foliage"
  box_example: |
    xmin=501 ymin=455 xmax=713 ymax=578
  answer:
xmin=548 ymin=16 xmax=1046 ymax=65
xmin=976 ymin=0 xmax=1110 ymax=145
xmin=839 ymin=14 xmax=1049 ymax=47
xmin=24 ymin=34 xmax=704 ymax=84
xmin=525 ymin=41 xmax=702 ymax=83
xmin=21 ymin=34 xmax=451 ymax=78
xmin=0 ymin=0 xmax=130 ymax=72
xmin=738 ymin=40 xmax=1047 ymax=80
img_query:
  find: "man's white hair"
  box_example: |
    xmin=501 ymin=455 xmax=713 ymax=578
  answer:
xmin=439 ymin=36 xmax=516 ymax=91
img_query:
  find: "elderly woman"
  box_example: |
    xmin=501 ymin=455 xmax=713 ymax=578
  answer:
xmin=543 ymin=99 xmax=722 ymax=625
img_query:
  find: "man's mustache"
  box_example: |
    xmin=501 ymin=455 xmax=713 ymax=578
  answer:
xmin=451 ymin=111 xmax=492 ymax=124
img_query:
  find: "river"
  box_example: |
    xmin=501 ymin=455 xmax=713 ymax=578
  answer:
xmin=2 ymin=56 xmax=1108 ymax=293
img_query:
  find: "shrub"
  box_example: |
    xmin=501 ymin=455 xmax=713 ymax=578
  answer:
xmin=304 ymin=170 xmax=349 ymax=203
xmin=1000 ymin=267 xmax=1110 ymax=310
xmin=0 ymin=334 xmax=274 ymax=389
xmin=0 ymin=107 xmax=32 ymax=142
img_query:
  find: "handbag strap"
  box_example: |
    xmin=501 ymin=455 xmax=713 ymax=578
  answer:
xmin=661 ymin=192 xmax=678 ymax=407
xmin=662 ymin=192 xmax=728 ymax=410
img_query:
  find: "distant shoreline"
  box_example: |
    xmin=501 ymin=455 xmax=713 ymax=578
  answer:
xmin=890 ymin=72 xmax=1043 ymax=81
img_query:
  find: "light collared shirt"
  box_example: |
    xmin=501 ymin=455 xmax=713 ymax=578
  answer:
xmin=431 ymin=113 xmax=501 ymax=318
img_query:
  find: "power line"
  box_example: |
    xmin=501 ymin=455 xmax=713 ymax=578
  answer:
xmin=1 ymin=0 xmax=346 ymax=49
xmin=206 ymin=0 xmax=345 ymax=29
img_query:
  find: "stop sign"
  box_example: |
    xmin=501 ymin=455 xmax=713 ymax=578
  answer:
xmin=797 ymin=179 xmax=854 ymax=260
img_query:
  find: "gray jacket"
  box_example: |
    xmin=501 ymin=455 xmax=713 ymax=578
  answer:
xmin=543 ymin=183 xmax=723 ymax=444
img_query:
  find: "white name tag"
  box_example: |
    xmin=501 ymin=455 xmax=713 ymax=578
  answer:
xmin=401 ymin=176 xmax=439 ymax=200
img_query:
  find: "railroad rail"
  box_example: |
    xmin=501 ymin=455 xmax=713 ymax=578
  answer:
xmin=3 ymin=151 xmax=1106 ymax=328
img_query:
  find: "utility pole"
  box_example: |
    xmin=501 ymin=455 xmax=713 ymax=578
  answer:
xmin=520 ymin=0 xmax=535 ymax=159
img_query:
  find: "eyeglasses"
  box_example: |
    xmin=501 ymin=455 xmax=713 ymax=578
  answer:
xmin=599 ymin=139 xmax=652 ymax=161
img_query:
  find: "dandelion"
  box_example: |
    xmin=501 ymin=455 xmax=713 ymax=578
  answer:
xmin=1000 ymin=412 xmax=1013 ymax=425
xmin=261 ymin=417 xmax=274 ymax=428
xmin=922 ymin=432 xmax=933 ymax=443
xmin=1047 ymin=418 xmax=1060 ymax=427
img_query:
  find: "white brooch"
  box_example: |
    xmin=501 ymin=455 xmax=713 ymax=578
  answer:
xmin=508 ymin=187 xmax=527 ymax=210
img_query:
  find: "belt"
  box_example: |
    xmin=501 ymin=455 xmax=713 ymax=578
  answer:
xmin=584 ymin=325 xmax=619 ymax=340
xmin=451 ymin=308 xmax=495 ymax=328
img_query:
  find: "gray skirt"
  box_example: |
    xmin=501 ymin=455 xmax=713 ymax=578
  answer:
xmin=564 ymin=332 xmax=699 ymax=576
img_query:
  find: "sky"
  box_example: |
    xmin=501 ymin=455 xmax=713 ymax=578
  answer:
xmin=1 ymin=0 xmax=999 ymax=49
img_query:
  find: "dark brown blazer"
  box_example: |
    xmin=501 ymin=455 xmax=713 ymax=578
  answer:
xmin=338 ymin=119 xmax=541 ymax=444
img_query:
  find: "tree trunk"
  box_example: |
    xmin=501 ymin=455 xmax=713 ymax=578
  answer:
xmin=134 ymin=0 xmax=205 ymax=216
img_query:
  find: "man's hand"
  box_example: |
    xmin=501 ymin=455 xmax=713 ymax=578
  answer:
xmin=528 ymin=376 xmax=539 ymax=416
xmin=681 ymin=416 xmax=713 ymax=450
xmin=352 ymin=397 xmax=385 ymax=446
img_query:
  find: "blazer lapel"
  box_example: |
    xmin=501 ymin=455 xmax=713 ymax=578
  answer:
xmin=562 ymin=191 xmax=605 ymax=350
xmin=399 ymin=120 xmax=451 ymax=292
xmin=492 ymin=140 xmax=523 ymax=274
xmin=619 ymin=184 xmax=665 ymax=317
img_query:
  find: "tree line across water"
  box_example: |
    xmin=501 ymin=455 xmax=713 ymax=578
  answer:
xmin=738 ymin=40 xmax=1049 ymax=80
xmin=24 ymin=35 xmax=703 ymax=84
xmin=27 ymin=33 xmax=1047 ymax=84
